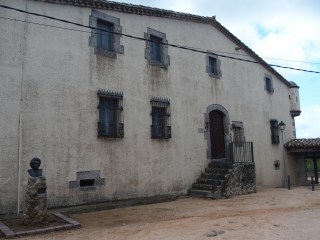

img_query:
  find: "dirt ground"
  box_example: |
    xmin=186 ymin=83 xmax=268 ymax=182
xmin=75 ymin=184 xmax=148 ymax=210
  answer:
xmin=7 ymin=186 xmax=320 ymax=240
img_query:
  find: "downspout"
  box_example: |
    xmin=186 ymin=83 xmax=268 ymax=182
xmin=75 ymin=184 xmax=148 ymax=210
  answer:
xmin=17 ymin=0 xmax=29 ymax=214
xmin=17 ymin=113 xmax=23 ymax=214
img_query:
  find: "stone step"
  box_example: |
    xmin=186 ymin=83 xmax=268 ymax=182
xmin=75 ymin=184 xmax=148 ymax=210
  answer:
xmin=205 ymin=167 xmax=230 ymax=175
xmin=209 ymin=161 xmax=233 ymax=169
xmin=200 ymin=173 xmax=226 ymax=180
xmin=189 ymin=189 xmax=213 ymax=198
xmin=196 ymin=178 xmax=224 ymax=185
xmin=191 ymin=183 xmax=219 ymax=191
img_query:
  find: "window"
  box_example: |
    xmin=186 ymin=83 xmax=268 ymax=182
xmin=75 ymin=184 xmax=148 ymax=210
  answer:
xmin=144 ymin=28 xmax=170 ymax=68
xmin=97 ymin=19 xmax=113 ymax=51
xmin=69 ymin=170 xmax=105 ymax=191
xmin=232 ymin=121 xmax=245 ymax=143
xmin=80 ymin=179 xmax=95 ymax=188
xmin=264 ymin=74 xmax=274 ymax=94
xmin=209 ymin=57 xmax=217 ymax=75
xmin=206 ymin=53 xmax=221 ymax=78
xmin=150 ymin=97 xmax=171 ymax=139
xmin=150 ymin=35 xmax=162 ymax=63
xmin=89 ymin=10 xmax=124 ymax=57
xmin=270 ymin=119 xmax=279 ymax=144
xmin=97 ymin=90 xmax=123 ymax=138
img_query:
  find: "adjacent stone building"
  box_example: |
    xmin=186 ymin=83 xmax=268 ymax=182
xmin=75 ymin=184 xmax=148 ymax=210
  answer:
xmin=0 ymin=0 xmax=303 ymax=214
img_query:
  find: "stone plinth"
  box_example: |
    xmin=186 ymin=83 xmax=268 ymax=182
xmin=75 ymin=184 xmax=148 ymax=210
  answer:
xmin=23 ymin=176 xmax=47 ymax=225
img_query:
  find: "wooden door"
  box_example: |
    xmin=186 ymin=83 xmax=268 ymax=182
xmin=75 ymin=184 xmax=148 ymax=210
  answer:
xmin=209 ymin=110 xmax=225 ymax=158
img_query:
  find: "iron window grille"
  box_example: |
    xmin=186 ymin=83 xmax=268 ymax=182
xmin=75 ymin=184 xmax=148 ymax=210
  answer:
xmin=270 ymin=119 xmax=279 ymax=144
xmin=150 ymin=97 xmax=171 ymax=139
xmin=97 ymin=89 xmax=123 ymax=138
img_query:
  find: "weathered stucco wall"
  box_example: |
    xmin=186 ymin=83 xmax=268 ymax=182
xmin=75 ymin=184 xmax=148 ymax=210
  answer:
xmin=0 ymin=0 xmax=298 ymax=214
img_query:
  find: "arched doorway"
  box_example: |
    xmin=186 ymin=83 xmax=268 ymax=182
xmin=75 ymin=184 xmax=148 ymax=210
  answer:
xmin=205 ymin=104 xmax=230 ymax=160
xmin=209 ymin=110 xmax=226 ymax=158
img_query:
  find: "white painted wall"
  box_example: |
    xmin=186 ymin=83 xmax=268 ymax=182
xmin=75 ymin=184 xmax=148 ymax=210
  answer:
xmin=0 ymin=0 xmax=299 ymax=213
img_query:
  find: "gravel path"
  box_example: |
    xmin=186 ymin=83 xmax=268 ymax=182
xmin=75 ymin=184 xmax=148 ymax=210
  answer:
xmin=12 ymin=186 xmax=320 ymax=240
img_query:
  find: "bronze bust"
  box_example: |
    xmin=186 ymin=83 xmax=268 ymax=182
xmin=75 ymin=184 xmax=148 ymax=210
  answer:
xmin=28 ymin=158 xmax=43 ymax=177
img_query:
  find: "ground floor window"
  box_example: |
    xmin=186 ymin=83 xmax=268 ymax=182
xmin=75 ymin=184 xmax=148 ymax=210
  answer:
xmin=270 ymin=119 xmax=279 ymax=144
xmin=150 ymin=97 xmax=171 ymax=139
xmin=97 ymin=89 xmax=123 ymax=138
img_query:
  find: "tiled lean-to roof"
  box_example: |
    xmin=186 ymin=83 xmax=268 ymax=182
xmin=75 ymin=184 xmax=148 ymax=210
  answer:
xmin=34 ymin=0 xmax=292 ymax=87
xmin=286 ymin=138 xmax=320 ymax=148
xmin=285 ymin=138 xmax=320 ymax=153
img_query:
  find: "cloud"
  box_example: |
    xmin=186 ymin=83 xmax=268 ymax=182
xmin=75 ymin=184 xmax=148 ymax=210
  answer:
xmin=296 ymin=105 xmax=320 ymax=138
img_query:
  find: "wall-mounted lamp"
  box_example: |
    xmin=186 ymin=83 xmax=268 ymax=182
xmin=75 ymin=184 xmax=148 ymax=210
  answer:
xmin=278 ymin=121 xmax=286 ymax=131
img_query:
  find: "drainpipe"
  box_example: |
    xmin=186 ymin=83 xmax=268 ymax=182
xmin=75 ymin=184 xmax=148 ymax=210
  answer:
xmin=17 ymin=112 xmax=23 ymax=214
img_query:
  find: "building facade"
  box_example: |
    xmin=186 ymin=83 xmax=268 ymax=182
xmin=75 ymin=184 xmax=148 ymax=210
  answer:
xmin=0 ymin=0 xmax=302 ymax=214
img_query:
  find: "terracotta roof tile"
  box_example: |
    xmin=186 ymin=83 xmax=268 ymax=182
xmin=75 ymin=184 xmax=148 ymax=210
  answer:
xmin=285 ymin=138 xmax=320 ymax=148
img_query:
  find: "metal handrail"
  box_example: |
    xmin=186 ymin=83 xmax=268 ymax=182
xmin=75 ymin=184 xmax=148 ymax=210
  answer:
xmin=230 ymin=142 xmax=254 ymax=163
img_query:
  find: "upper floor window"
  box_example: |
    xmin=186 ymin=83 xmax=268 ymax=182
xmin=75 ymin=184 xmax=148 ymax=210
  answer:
xmin=270 ymin=119 xmax=279 ymax=144
xmin=97 ymin=19 xmax=113 ymax=51
xmin=97 ymin=90 xmax=123 ymax=138
xmin=144 ymin=28 xmax=170 ymax=68
xmin=150 ymin=35 xmax=162 ymax=63
xmin=264 ymin=74 xmax=274 ymax=94
xmin=150 ymin=97 xmax=171 ymax=139
xmin=206 ymin=53 xmax=222 ymax=78
xmin=89 ymin=10 xmax=124 ymax=58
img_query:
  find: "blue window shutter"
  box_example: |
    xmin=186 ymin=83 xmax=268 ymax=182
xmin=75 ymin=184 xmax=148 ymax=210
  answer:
xmin=209 ymin=57 xmax=217 ymax=75
xmin=97 ymin=19 xmax=113 ymax=51
xmin=150 ymin=35 xmax=162 ymax=63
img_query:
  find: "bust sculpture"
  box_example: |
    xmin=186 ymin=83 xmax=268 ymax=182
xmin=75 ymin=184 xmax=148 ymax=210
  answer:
xmin=28 ymin=157 xmax=43 ymax=177
xmin=24 ymin=157 xmax=47 ymax=224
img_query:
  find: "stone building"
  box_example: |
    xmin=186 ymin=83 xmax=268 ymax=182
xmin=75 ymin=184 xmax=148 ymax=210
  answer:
xmin=0 ymin=0 xmax=303 ymax=214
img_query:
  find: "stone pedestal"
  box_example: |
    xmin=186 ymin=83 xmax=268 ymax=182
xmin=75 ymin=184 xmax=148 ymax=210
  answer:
xmin=23 ymin=176 xmax=47 ymax=225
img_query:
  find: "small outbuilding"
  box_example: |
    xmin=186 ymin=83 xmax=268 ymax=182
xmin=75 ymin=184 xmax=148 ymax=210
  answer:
xmin=285 ymin=138 xmax=320 ymax=184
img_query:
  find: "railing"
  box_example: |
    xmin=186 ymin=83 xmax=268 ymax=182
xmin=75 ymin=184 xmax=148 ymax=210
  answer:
xmin=98 ymin=122 xmax=124 ymax=138
xmin=230 ymin=142 xmax=254 ymax=163
xmin=151 ymin=125 xmax=171 ymax=139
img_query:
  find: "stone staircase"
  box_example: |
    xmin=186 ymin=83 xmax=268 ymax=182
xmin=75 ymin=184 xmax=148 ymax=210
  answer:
xmin=189 ymin=160 xmax=233 ymax=199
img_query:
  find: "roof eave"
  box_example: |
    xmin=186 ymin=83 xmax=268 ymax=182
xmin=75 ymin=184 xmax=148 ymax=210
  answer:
xmin=33 ymin=0 xmax=291 ymax=87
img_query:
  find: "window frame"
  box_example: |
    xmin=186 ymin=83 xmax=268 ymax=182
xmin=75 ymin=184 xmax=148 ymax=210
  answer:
xmin=144 ymin=28 xmax=170 ymax=68
xmin=270 ymin=119 xmax=279 ymax=144
xmin=231 ymin=121 xmax=245 ymax=143
xmin=89 ymin=10 xmax=124 ymax=58
xmin=264 ymin=74 xmax=274 ymax=94
xmin=206 ymin=53 xmax=222 ymax=78
xmin=96 ymin=19 xmax=113 ymax=51
xmin=150 ymin=35 xmax=163 ymax=64
xmin=97 ymin=89 xmax=124 ymax=138
xmin=150 ymin=97 xmax=171 ymax=139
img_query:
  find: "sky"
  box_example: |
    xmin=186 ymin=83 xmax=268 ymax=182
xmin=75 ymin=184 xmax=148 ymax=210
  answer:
xmin=111 ymin=0 xmax=320 ymax=138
